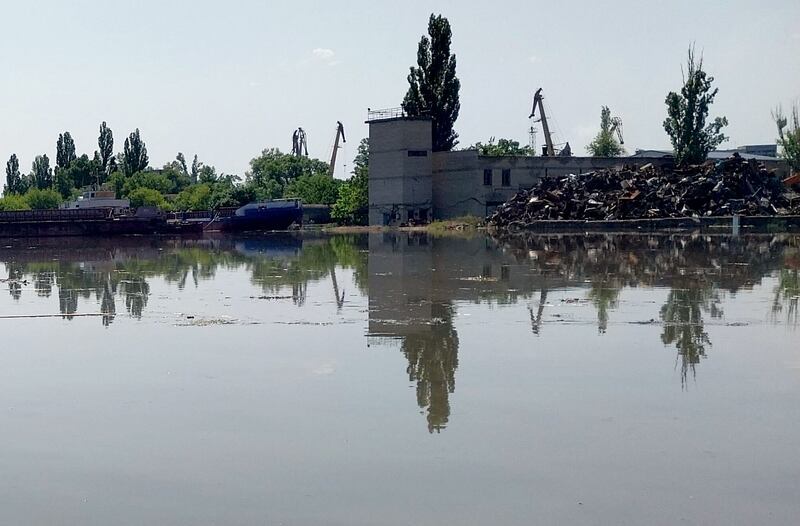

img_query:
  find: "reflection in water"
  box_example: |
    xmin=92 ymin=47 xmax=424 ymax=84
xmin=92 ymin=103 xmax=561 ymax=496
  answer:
xmin=2 ymin=232 xmax=798 ymax=432
xmin=659 ymin=277 xmax=723 ymax=386
xmin=367 ymin=233 xmax=800 ymax=429
xmin=0 ymin=235 xmax=369 ymax=323
xmin=403 ymin=302 xmax=459 ymax=433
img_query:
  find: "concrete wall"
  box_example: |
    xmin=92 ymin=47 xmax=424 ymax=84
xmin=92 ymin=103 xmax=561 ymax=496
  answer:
xmin=368 ymin=118 xmax=433 ymax=226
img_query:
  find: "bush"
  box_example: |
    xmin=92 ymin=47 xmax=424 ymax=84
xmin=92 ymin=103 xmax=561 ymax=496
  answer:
xmin=24 ymin=188 xmax=62 ymax=209
xmin=284 ymin=174 xmax=341 ymax=205
xmin=123 ymin=171 xmax=174 ymax=196
xmin=174 ymin=184 xmax=213 ymax=211
xmin=0 ymin=194 xmax=32 ymax=211
xmin=128 ymin=187 xmax=169 ymax=209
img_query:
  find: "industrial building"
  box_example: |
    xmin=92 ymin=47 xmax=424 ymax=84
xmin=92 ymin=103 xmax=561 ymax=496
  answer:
xmin=367 ymin=111 xmax=785 ymax=226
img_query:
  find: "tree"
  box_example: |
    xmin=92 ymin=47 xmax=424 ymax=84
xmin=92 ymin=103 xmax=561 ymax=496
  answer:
xmin=0 ymin=194 xmax=31 ymax=211
xmin=332 ymin=138 xmax=369 ymax=225
xmin=174 ymin=184 xmax=213 ymax=211
xmin=191 ymin=154 xmax=200 ymax=184
xmin=24 ymin=187 xmax=62 ymax=209
xmin=586 ymin=107 xmax=625 ymax=157
xmin=30 ymin=155 xmax=53 ymax=190
xmin=122 ymin=171 xmax=174 ymax=196
xmin=98 ymin=122 xmax=114 ymax=176
xmin=176 ymin=152 xmax=188 ymax=176
xmin=470 ymin=137 xmax=532 ymax=156
xmin=122 ymin=128 xmax=149 ymax=175
xmin=56 ymin=131 xmax=77 ymax=172
xmin=246 ymin=148 xmax=330 ymax=199
xmin=4 ymin=154 xmax=27 ymax=195
xmin=773 ymin=104 xmax=800 ymax=172
xmin=284 ymin=174 xmax=341 ymax=205
xmin=663 ymin=46 xmax=728 ymax=166
xmin=402 ymin=14 xmax=461 ymax=152
xmin=128 ymin=187 xmax=169 ymax=209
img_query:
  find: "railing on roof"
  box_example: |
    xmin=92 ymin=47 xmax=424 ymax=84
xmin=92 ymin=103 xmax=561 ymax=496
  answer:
xmin=367 ymin=107 xmax=407 ymax=121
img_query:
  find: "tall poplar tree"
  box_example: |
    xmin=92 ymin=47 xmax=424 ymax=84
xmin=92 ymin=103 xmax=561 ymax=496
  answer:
xmin=401 ymin=14 xmax=461 ymax=152
xmin=98 ymin=121 xmax=114 ymax=176
xmin=56 ymin=132 xmax=77 ymax=171
xmin=4 ymin=154 xmax=26 ymax=195
xmin=122 ymin=128 xmax=149 ymax=176
xmin=31 ymin=155 xmax=53 ymax=189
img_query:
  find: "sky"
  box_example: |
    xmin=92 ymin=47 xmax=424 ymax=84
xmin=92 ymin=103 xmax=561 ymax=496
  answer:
xmin=0 ymin=0 xmax=798 ymax=188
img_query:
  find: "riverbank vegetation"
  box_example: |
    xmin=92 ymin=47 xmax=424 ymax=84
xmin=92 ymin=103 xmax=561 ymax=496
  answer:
xmin=2 ymin=124 xmax=370 ymax=224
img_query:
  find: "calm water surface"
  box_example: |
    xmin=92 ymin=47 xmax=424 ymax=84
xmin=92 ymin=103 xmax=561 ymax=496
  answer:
xmin=0 ymin=232 xmax=798 ymax=525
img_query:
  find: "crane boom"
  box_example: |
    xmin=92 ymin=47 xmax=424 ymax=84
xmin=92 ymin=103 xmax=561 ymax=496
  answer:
xmin=329 ymin=121 xmax=346 ymax=177
xmin=530 ymin=88 xmax=555 ymax=156
xmin=609 ymin=117 xmax=624 ymax=145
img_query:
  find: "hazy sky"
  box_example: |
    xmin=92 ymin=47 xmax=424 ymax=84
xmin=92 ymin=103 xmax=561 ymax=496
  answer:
xmin=1 ymin=0 xmax=798 ymax=187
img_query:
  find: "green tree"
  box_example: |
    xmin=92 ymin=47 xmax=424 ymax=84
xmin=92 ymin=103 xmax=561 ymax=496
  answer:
xmin=332 ymin=138 xmax=369 ymax=225
xmin=176 ymin=152 xmax=188 ymax=176
xmin=246 ymin=148 xmax=330 ymax=199
xmin=128 ymin=187 xmax=168 ymax=209
xmin=24 ymin=187 xmax=62 ymax=209
xmin=284 ymin=174 xmax=341 ymax=205
xmin=60 ymin=154 xmax=100 ymax=192
xmin=30 ymin=155 xmax=53 ymax=190
xmin=56 ymin=131 xmax=77 ymax=172
xmin=401 ymin=14 xmax=461 ymax=152
xmin=773 ymin=104 xmax=800 ymax=172
xmin=470 ymin=137 xmax=532 ymax=156
xmin=98 ymin=121 xmax=114 ymax=179
xmin=174 ymin=184 xmax=213 ymax=211
xmin=4 ymin=154 xmax=27 ymax=195
xmin=663 ymin=46 xmax=728 ymax=166
xmin=54 ymin=168 xmax=74 ymax=198
xmin=122 ymin=129 xmax=149 ymax=176
xmin=122 ymin=171 xmax=174 ymax=196
xmin=586 ymin=106 xmax=625 ymax=157
xmin=191 ymin=154 xmax=200 ymax=184
xmin=0 ymin=194 xmax=31 ymax=211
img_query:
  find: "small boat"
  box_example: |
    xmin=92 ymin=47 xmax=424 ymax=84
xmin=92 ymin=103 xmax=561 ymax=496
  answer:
xmin=204 ymin=200 xmax=303 ymax=232
xmin=61 ymin=190 xmax=130 ymax=211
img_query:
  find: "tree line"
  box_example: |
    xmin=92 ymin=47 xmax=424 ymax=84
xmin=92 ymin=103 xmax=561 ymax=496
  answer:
xmin=1 ymin=124 xmax=369 ymax=224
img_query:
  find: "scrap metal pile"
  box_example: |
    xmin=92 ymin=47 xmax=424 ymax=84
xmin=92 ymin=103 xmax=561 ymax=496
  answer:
xmin=489 ymin=155 xmax=800 ymax=227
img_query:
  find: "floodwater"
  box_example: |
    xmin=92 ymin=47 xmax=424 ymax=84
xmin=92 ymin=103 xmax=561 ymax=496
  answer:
xmin=0 ymin=232 xmax=798 ymax=526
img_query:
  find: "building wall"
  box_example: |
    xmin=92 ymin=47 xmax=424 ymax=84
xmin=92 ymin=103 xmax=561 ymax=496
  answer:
xmin=368 ymin=118 xmax=433 ymax=226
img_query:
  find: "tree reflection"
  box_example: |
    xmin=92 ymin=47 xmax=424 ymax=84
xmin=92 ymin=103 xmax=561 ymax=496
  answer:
xmin=0 ymin=235 xmax=368 ymax=324
xmin=402 ymin=302 xmax=459 ymax=433
xmin=659 ymin=278 xmax=723 ymax=387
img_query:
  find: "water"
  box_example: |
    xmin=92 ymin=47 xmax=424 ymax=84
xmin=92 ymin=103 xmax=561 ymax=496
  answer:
xmin=0 ymin=232 xmax=798 ymax=525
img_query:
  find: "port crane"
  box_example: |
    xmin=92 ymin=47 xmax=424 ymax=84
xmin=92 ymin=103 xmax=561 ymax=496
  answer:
xmin=529 ymin=88 xmax=572 ymax=156
xmin=609 ymin=116 xmax=624 ymax=145
xmin=529 ymin=88 xmax=555 ymax=156
xmin=329 ymin=121 xmax=346 ymax=177
xmin=292 ymin=127 xmax=308 ymax=156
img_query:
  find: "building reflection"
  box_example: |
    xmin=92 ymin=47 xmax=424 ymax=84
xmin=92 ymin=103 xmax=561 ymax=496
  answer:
xmin=2 ymin=232 xmax=798 ymax=430
xmin=368 ymin=232 xmax=800 ymax=431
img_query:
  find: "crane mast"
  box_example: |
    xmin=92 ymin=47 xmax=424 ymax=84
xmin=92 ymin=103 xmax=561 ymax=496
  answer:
xmin=329 ymin=121 xmax=346 ymax=177
xmin=609 ymin=117 xmax=624 ymax=145
xmin=530 ymin=88 xmax=555 ymax=156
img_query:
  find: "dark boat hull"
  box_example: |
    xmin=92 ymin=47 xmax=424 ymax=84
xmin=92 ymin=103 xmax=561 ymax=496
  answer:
xmin=204 ymin=201 xmax=303 ymax=232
